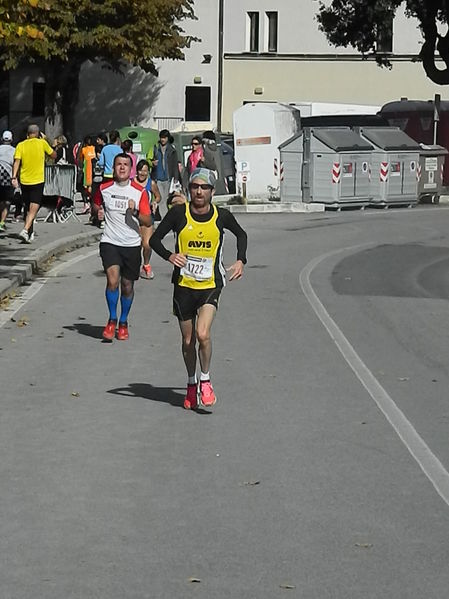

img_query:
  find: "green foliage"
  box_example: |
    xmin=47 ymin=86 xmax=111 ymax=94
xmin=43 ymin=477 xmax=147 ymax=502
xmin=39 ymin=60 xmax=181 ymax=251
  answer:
xmin=316 ymin=0 xmax=449 ymax=84
xmin=0 ymin=0 xmax=195 ymax=71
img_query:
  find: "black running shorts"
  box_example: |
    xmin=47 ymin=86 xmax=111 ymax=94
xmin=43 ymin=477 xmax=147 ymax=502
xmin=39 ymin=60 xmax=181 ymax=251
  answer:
xmin=173 ymin=284 xmax=221 ymax=321
xmin=100 ymin=242 xmax=141 ymax=281
xmin=0 ymin=185 xmax=14 ymax=204
xmin=21 ymin=182 xmax=45 ymax=206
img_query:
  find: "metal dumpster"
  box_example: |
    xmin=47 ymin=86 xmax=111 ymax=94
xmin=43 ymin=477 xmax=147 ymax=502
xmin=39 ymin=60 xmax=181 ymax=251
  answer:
xmin=280 ymin=127 xmax=373 ymax=207
xmin=358 ymin=127 xmax=420 ymax=207
xmin=279 ymin=133 xmax=303 ymax=202
xmin=417 ymin=143 xmax=448 ymax=204
xmin=118 ymin=126 xmax=159 ymax=162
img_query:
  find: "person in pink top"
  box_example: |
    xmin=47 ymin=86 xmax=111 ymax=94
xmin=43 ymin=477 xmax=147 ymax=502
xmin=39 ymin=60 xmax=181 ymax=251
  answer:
xmin=187 ymin=136 xmax=203 ymax=175
xmin=122 ymin=139 xmax=137 ymax=180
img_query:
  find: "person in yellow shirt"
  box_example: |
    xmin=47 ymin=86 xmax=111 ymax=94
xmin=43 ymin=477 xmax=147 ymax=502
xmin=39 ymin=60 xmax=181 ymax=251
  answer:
xmin=11 ymin=124 xmax=56 ymax=243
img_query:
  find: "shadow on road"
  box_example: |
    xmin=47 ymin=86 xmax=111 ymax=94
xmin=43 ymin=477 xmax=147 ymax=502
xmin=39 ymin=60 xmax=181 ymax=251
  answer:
xmin=64 ymin=323 xmax=104 ymax=339
xmin=107 ymin=383 xmax=212 ymax=414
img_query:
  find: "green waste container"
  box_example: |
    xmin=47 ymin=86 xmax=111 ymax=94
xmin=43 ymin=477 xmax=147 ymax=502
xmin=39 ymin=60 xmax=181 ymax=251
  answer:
xmin=118 ymin=126 xmax=159 ymax=162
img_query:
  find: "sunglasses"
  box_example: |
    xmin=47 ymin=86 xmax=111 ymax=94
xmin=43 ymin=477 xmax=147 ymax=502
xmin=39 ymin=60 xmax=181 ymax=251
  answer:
xmin=190 ymin=183 xmax=212 ymax=190
xmin=192 ymin=141 xmax=200 ymax=146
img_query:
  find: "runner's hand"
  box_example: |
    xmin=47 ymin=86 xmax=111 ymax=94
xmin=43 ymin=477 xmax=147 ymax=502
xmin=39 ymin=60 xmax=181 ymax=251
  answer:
xmin=226 ymin=260 xmax=244 ymax=281
xmin=128 ymin=199 xmax=136 ymax=211
xmin=97 ymin=207 xmax=104 ymax=220
xmin=169 ymin=253 xmax=187 ymax=268
xmin=170 ymin=192 xmax=187 ymax=206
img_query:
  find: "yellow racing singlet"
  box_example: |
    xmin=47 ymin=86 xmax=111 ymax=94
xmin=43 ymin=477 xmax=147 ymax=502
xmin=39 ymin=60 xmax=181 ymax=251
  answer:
xmin=177 ymin=204 xmax=223 ymax=289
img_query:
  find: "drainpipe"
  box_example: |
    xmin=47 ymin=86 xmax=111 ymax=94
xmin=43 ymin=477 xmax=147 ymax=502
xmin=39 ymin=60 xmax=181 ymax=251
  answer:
xmin=217 ymin=0 xmax=224 ymax=132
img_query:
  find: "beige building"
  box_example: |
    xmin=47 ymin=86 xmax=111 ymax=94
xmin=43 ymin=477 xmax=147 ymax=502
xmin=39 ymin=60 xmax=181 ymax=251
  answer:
xmin=219 ymin=1 xmax=444 ymax=132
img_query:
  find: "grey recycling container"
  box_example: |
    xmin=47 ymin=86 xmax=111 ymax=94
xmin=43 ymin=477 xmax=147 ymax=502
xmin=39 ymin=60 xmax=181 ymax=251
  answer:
xmin=357 ymin=127 xmax=420 ymax=207
xmin=417 ymin=143 xmax=448 ymax=204
xmin=279 ymin=132 xmax=303 ymax=202
xmin=280 ymin=127 xmax=373 ymax=207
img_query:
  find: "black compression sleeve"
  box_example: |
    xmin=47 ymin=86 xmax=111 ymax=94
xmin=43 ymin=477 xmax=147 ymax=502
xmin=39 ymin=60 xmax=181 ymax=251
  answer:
xmin=149 ymin=207 xmax=181 ymax=261
xmin=219 ymin=208 xmax=248 ymax=264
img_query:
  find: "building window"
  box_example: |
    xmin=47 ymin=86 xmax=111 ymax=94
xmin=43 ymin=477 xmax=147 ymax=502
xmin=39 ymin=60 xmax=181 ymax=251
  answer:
xmin=266 ymin=11 xmax=278 ymax=53
xmin=247 ymin=12 xmax=259 ymax=53
xmin=32 ymin=82 xmax=45 ymax=116
xmin=376 ymin=15 xmax=393 ymax=53
xmin=185 ymin=86 xmax=211 ymax=121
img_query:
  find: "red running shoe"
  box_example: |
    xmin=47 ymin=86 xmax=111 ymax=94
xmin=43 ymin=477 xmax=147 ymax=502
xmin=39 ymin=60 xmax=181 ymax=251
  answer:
xmin=117 ymin=322 xmax=129 ymax=341
xmin=102 ymin=319 xmax=116 ymax=341
xmin=200 ymin=380 xmax=216 ymax=407
xmin=184 ymin=383 xmax=198 ymax=410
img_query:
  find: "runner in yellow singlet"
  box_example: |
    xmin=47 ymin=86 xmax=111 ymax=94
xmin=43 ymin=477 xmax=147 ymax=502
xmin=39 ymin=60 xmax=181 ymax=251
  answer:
xmin=150 ymin=168 xmax=248 ymax=409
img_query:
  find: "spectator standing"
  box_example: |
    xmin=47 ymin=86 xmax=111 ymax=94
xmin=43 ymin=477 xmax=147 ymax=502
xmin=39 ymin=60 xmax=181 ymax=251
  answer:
xmin=95 ymin=132 xmax=107 ymax=156
xmin=97 ymin=130 xmax=122 ymax=181
xmin=187 ymin=136 xmax=203 ymax=175
xmin=199 ymin=130 xmax=219 ymax=174
xmin=53 ymin=135 xmax=69 ymax=164
xmin=0 ymin=130 xmax=15 ymax=231
xmin=79 ymin=135 xmax=96 ymax=213
xmin=12 ymin=124 xmax=56 ymax=243
xmin=150 ymin=129 xmax=181 ymax=208
xmin=122 ymin=139 xmax=137 ymax=180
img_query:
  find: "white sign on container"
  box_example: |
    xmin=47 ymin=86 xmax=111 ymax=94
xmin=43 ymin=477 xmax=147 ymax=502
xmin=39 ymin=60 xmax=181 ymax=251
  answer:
xmin=425 ymin=157 xmax=438 ymax=171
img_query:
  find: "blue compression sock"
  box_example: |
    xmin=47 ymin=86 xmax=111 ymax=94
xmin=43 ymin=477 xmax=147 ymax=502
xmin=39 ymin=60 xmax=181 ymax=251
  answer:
xmin=120 ymin=293 xmax=134 ymax=324
xmin=105 ymin=288 xmax=119 ymax=321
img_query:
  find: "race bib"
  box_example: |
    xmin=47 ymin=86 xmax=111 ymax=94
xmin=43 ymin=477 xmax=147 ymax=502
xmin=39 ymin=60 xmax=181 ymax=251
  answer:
xmin=112 ymin=198 xmax=128 ymax=212
xmin=181 ymin=255 xmax=213 ymax=281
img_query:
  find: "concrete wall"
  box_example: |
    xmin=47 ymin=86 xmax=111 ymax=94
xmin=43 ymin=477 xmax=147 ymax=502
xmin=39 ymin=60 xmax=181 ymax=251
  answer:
xmin=224 ymin=0 xmax=423 ymax=54
xmin=74 ymin=0 xmax=219 ymax=137
xmin=221 ymin=59 xmax=445 ymax=132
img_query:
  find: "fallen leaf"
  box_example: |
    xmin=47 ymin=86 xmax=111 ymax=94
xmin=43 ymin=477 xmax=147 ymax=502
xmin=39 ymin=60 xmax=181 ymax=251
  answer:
xmin=71 ymin=392 xmax=80 ymax=397
xmin=355 ymin=543 xmax=373 ymax=549
xmin=17 ymin=317 xmax=29 ymax=327
xmin=11 ymin=338 xmax=16 ymax=343
xmin=240 ymin=480 xmax=260 ymax=486
xmin=398 ymin=377 xmax=409 ymax=382
xmin=280 ymin=584 xmax=296 ymax=589
xmin=188 ymin=577 xmax=201 ymax=583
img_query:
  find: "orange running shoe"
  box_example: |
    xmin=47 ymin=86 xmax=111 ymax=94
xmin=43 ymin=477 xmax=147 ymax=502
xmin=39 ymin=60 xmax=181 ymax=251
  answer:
xmin=117 ymin=322 xmax=129 ymax=341
xmin=102 ymin=319 xmax=116 ymax=341
xmin=140 ymin=264 xmax=154 ymax=279
xmin=184 ymin=383 xmax=198 ymax=410
xmin=200 ymin=380 xmax=216 ymax=407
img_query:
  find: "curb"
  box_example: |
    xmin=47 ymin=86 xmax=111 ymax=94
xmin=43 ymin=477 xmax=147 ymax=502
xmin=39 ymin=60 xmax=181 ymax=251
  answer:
xmin=223 ymin=202 xmax=325 ymax=213
xmin=0 ymin=229 xmax=102 ymax=302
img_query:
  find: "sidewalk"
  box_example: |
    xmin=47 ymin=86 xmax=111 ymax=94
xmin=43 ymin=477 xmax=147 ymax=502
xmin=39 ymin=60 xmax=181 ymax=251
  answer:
xmin=0 ymin=209 xmax=102 ymax=302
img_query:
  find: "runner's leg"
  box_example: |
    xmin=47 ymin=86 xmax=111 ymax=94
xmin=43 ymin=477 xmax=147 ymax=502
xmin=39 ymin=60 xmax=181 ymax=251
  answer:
xmin=179 ymin=318 xmax=197 ymax=378
xmin=105 ymin=265 xmax=120 ymax=321
xmin=119 ymin=276 xmax=134 ymax=324
xmin=196 ymin=304 xmax=216 ymax=375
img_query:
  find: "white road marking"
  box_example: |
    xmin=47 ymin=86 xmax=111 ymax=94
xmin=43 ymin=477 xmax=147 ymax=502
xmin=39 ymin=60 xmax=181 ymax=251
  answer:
xmin=300 ymin=244 xmax=449 ymax=507
xmin=0 ymin=247 xmax=98 ymax=328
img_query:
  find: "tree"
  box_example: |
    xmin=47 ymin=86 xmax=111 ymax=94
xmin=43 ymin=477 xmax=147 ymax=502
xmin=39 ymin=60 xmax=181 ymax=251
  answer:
xmin=0 ymin=0 xmax=195 ymax=139
xmin=316 ymin=0 xmax=449 ymax=86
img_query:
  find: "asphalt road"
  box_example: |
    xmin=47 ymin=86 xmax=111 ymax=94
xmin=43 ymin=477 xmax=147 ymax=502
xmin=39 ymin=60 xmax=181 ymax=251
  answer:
xmin=2 ymin=205 xmax=449 ymax=598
